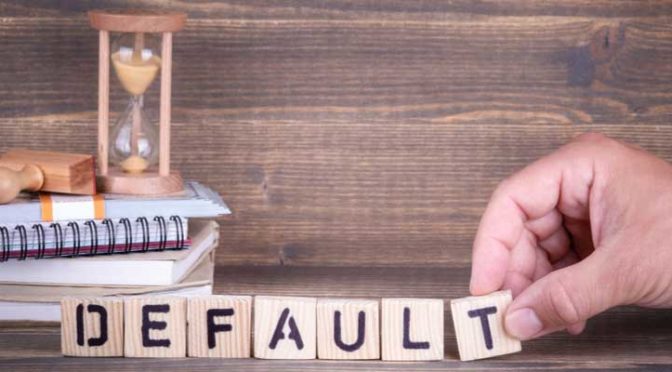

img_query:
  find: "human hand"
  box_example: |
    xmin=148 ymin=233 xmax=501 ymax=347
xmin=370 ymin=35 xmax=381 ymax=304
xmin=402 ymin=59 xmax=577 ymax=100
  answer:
xmin=470 ymin=133 xmax=672 ymax=340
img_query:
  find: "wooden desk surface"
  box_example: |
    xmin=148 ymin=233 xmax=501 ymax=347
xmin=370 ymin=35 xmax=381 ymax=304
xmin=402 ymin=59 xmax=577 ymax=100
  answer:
xmin=2 ymin=267 xmax=672 ymax=370
xmin=1 ymin=1 xmax=672 ymax=370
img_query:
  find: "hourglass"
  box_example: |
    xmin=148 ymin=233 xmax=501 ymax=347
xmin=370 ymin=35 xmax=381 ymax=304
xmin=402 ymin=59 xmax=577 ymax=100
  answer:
xmin=89 ymin=9 xmax=186 ymax=195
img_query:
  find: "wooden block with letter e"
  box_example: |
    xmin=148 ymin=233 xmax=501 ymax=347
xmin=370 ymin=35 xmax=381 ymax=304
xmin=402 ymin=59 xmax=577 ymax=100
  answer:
xmin=451 ymin=290 xmax=521 ymax=361
xmin=317 ymin=298 xmax=380 ymax=360
xmin=61 ymin=297 xmax=124 ymax=357
xmin=187 ymin=295 xmax=252 ymax=358
xmin=381 ymin=298 xmax=444 ymax=361
xmin=254 ymin=296 xmax=317 ymax=359
xmin=124 ymin=296 xmax=187 ymax=358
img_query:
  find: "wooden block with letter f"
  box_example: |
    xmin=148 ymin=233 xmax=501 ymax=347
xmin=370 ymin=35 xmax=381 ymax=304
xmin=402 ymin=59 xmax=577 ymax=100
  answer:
xmin=451 ymin=290 xmax=522 ymax=361
xmin=187 ymin=295 xmax=252 ymax=358
xmin=381 ymin=298 xmax=444 ymax=361
xmin=254 ymin=296 xmax=317 ymax=359
xmin=61 ymin=297 xmax=124 ymax=357
xmin=317 ymin=298 xmax=380 ymax=359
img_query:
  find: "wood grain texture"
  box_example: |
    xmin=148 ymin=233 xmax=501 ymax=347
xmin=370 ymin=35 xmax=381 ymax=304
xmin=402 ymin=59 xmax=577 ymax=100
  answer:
xmin=451 ymin=290 xmax=521 ymax=361
xmin=1 ymin=7 xmax=672 ymax=266
xmin=254 ymin=296 xmax=317 ymax=359
xmin=60 ymin=297 xmax=124 ymax=357
xmin=2 ymin=0 xmax=672 ymax=368
xmin=123 ymin=297 xmax=186 ymax=358
xmin=381 ymin=298 xmax=444 ymax=361
xmin=317 ymin=299 xmax=380 ymax=360
xmin=187 ymin=295 xmax=251 ymax=358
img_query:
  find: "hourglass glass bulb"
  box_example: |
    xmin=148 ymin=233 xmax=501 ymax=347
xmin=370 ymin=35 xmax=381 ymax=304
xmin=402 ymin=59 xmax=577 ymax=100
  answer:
xmin=109 ymin=96 xmax=159 ymax=173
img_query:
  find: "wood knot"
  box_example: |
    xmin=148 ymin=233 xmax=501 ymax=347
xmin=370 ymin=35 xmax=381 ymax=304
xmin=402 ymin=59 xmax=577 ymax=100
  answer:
xmin=567 ymin=23 xmax=624 ymax=87
xmin=589 ymin=24 xmax=624 ymax=64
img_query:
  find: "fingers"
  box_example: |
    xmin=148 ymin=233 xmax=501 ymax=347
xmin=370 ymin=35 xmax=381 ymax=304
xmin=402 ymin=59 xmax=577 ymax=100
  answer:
xmin=504 ymin=252 xmax=621 ymax=340
xmin=538 ymin=226 xmax=570 ymax=263
xmin=470 ymin=140 xmax=597 ymax=296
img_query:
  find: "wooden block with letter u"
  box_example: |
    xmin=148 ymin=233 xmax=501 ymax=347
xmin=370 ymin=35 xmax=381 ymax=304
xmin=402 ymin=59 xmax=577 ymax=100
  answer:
xmin=451 ymin=290 xmax=521 ymax=361
xmin=187 ymin=295 xmax=252 ymax=358
xmin=124 ymin=296 xmax=187 ymax=358
xmin=317 ymin=298 xmax=380 ymax=360
xmin=381 ymin=298 xmax=444 ymax=361
xmin=254 ymin=296 xmax=317 ymax=359
xmin=61 ymin=297 xmax=124 ymax=357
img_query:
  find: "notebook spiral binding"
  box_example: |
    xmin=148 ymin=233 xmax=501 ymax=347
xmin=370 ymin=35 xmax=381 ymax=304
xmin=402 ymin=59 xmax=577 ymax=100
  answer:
xmin=0 ymin=216 xmax=184 ymax=262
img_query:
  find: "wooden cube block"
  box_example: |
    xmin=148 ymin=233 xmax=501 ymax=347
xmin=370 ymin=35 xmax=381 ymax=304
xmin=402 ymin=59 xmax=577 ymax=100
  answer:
xmin=381 ymin=298 xmax=444 ymax=361
xmin=317 ymin=299 xmax=380 ymax=360
xmin=124 ymin=297 xmax=187 ymax=358
xmin=61 ymin=297 xmax=124 ymax=357
xmin=451 ymin=290 xmax=522 ymax=361
xmin=187 ymin=295 xmax=252 ymax=358
xmin=254 ymin=296 xmax=317 ymax=359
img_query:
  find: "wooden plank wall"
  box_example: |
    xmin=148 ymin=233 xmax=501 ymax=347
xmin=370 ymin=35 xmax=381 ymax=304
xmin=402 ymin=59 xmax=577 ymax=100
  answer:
xmin=1 ymin=1 xmax=671 ymax=269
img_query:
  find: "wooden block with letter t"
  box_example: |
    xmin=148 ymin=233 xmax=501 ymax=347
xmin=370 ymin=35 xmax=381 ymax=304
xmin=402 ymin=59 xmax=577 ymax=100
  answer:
xmin=381 ymin=298 xmax=444 ymax=361
xmin=317 ymin=298 xmax=380 ymax=360
xmin=61 ymin=297 xmax=124 ymax=357
xmin=451 ymin=290 xmax=522 ymax=361
xmin=124 ymin=297 xmax=187 ymax=358
xmin=254 ymin=296 xmax=317 ymax=359
xmin=187 ymin=295 xmax=252 ymax=358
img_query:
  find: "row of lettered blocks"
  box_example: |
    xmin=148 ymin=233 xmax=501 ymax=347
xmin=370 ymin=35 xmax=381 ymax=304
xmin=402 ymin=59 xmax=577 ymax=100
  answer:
xmin=62 ymin=290 xmax=521 ymax=361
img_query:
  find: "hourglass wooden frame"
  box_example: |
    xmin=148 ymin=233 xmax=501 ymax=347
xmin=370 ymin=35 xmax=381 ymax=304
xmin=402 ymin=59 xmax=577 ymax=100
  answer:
xmin=89 ymin=10 xmax=186 ymax=195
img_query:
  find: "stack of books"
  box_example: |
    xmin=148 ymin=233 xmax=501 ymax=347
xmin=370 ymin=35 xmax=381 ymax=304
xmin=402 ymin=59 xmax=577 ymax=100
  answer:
xmin=0 ymin=181 xmax=229 ymax=321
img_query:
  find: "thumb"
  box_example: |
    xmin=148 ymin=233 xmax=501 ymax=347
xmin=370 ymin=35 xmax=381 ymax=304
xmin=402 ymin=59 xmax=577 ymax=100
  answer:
xmin=504 ymin=252 xmax=622 ymax=340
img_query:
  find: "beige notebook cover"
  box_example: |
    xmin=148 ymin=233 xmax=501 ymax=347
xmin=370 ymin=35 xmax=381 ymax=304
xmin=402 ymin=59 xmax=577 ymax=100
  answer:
xmin=0 ymin=247 xmax=215 ymax=303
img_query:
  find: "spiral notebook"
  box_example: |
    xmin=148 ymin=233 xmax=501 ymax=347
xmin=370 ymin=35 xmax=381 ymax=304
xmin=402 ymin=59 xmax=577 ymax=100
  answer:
xmin=0 ymin=216 xmax=189 ymax=261
xmin=0 ymin=220 xmax=217 ymax=286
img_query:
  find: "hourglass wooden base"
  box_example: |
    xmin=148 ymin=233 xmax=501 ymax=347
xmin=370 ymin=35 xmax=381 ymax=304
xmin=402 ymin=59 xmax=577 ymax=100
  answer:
xmin=97 ymin=167 xmax=184 ymax=195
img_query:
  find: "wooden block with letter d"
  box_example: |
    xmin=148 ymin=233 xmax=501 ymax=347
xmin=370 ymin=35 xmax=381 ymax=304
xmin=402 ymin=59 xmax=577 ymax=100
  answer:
xmin=451 ymin=290 xmax=521 ymax=361
xmin=254 ymin=296 xmax=317 ymax=359
xmin=187 ymin=295 xmax=252 ymax=358
xmin=317 ymin=298 xmax=380 ymax=360
xmin=124 ymin=296 xmax=187 ymax=358
xmin=381 ymin=298 xmax=444 ymax=361
xmin=61 ymin=297 xmax=124 ymax=357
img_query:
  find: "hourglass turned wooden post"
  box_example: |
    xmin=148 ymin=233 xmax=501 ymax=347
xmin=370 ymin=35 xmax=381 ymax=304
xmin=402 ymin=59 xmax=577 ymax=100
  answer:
xmin=89 ymin=9 xmax=186 ymax=195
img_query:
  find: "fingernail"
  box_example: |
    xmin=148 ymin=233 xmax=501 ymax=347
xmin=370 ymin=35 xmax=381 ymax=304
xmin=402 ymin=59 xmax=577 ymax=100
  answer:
xmin=505 ymin=308 xmax=543 ymax=340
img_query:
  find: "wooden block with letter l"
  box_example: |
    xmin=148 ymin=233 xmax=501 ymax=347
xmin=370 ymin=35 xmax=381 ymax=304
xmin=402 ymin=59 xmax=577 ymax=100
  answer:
xmin=61 ymin=297 xmax=124 ymax=357
xmin=124 ymin=296 xmax=187 ymax=358
xmin=381 ymin=298 xmax=444 ymax=361
xmin=317 ymin=298 xmax=380 ymax=360
xmin=254 ymin=296 xmax=317 ymax=359
xmin=187 ymin=295 xmax=252 ymax=358
xmin=451 ymin=290 xmax=522 ymax=361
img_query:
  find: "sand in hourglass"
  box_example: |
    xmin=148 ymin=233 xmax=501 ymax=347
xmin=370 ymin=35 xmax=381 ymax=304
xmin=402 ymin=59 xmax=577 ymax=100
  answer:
xmin=111 ymin=49 xmax=161 ymax=173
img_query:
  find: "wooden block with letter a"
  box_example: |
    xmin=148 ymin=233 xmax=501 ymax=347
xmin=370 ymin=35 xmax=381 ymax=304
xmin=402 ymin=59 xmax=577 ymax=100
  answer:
xmin=451 ymin=290 xmax=521 ymax=361
xmin=381 ymin=298 xmax=444 ymax=361
xmin=124 ymin=296 xmax=187 ymax=358
xmin=317 ymin=298 xmax=380 ymax=360
xmin=187 ymin=295 xmax=252 ymax=358
xmin=254 ymin=296 xmax=317 ymax=359
xmin=61 ymin=297 xmax=124 ymax=357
